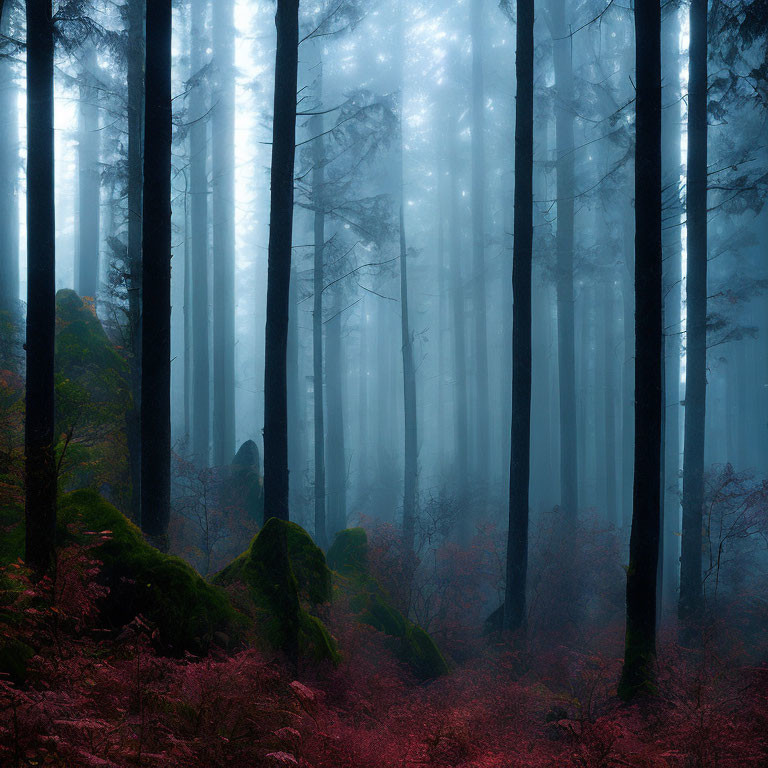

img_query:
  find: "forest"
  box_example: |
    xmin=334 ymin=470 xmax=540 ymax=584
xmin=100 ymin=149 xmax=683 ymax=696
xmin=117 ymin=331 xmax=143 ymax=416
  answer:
xmin=0 ymin=0 xmax=766 ymax=764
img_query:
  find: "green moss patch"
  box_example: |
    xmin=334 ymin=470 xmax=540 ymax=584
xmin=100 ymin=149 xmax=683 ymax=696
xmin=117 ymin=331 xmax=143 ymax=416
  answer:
xmin=214 ymin=518 xmax=338 ymax=664
xmin=329 ymin=528 xmax=449 ymax=679
xmin=59 ymin=489 xmax=242 ymax=655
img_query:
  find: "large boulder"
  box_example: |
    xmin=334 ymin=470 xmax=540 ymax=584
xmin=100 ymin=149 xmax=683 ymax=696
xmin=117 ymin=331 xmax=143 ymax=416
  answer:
xmin=328 ymin=527 xmax=448 ymax=679
xmin=59 ymin=489 xmax=242 ymax=654
xmin=214 ymin=518 xmax=337 ymax=664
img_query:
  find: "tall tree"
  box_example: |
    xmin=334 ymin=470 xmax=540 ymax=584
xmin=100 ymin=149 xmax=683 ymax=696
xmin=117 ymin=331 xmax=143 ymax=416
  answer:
xmin=212 ymin=0 xmax=236 ymax=466
xmin=679 ymin=0 xmax=708 ymax=642
xmin=311 ymin=92 xmax=327 ymax=548
xmin=661 ymin=2 xmax=682 ymax=612
xmin=76 ymin=42 xmax=101 ymax=300
xmin=25 ymin=0 xmax=57 ymax=574
xmin=124 ymin=0 xmax=145 ymax=524
xmin=190 ymin=0 xmax=210 ymax=465
xmin=448 ymin=92 xmax=468 ymax=504
xmin=140 ymin=0 xmax=172 ymax=546
xmin=548 ymin=0 xmax=578 ymax=519
xmin=470 ymin=0 xmax=489 ymax=484
xmin=397 ymin=8 xmax=418 ymax=552
xmin=619 ymin=0 xmax=663 ymax=700
xmin=503 ymin=0 xmax=533 ymax=633
xmin=263 ymin=0 xmax=300 ymax=522
xmin=0 ymin=2 xmax=19 ymax=319
xmin=326 ymin=288 xmax=347 ymax=537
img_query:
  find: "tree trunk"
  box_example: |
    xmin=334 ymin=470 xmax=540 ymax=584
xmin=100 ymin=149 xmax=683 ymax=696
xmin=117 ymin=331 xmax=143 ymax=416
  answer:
xmin=326 ymin=290 xmax=347 ymax=538
xmin=618 ymin=0 xmax=663 ymax=699
xmin=140 ymin=0 xmax=173 ymax=546
xmin=212 ymin=0 xmax=236 ymax=466
xmin=621 ymin=210 xmax=634 ymax=530
xmin=470 ymin=0 xmax=489 ymax=486
xmin=0 ymin=0 xmax=19 ymax=319
xmin=662 ymin=3 xmax=682 ymax=614
xmin=263 ymin=0 xmax=299 ymax=522
xmin=679 ymin=0 xmax=707 ymax=643
xmin=125 ymin=0 xmax=145 ymax=524
xmin=311 ymin=100 xmax=327 ymax=548
xmin=604 ymin=283 xmax=618 ymax=524
xmin=76 ymin=43 xmax=101 ymax=301
xmin=550 ymin=0 xmax=578 ymax=520
xmin=190 ymin=0 xmax=210 ymax=465
xmin=503 ymin=0 xmax=533 ymax=633
xmin=448 ymin=103 xmax=468 ymax=501
xmin=24 ymin=0 xmax=57 ymax=574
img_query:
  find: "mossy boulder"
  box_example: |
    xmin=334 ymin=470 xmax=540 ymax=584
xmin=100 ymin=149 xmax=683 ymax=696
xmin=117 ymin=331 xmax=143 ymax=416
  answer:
xmin=213 ymin=518 xmax=338 ymax=664
xmin=329 ymin=528 xmax=449 ymax=679
xmin=59 ymin=489 xmax=242 ymax=655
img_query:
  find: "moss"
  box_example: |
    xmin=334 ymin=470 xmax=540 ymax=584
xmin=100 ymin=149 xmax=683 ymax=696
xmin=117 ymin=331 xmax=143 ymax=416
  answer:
xmin=214 ymin=518 xmax=338 ymax=664
xmin=329 ymin=527 xmax=449 ymax=679
xmin=326 ymin=527 xmax=369 ymax=577
xmin=59 ymin=489 xmax=242 ymax=655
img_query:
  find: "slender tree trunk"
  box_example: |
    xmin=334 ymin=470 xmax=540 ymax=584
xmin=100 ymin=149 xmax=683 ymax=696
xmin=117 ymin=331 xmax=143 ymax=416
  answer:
xmin=604 ymin=283 xmax=618 ymax=523
xmin=190 ymin=0 xmax=210 ymax=465
xmin=448 ymin=104 xmax=468 ymax=500
xmin=326 ymin=290 xmax=347 ymax=538
xmin=140 ymin=0 xmax=172 ymax=546
xmin=679 ymin=0 xmax=707 ymax=643
xmin=183 ymin=190 xmax=192 ymax=439
xmin=125 ymin=0 xmax=145 ymax=524
xmin=311 ymin=100 xmax=327 ymax=548
xmin=470 ymin=0 xmax=489 ymax=485
xmin=621 ymin=211 xmax=634 ymax=530
xmin=0 ymin=1 xmax=19 ymax=319
xmin=618 ymin=0 xmax=662 ymax=699
xmin=212 ymin=0 xmax=236 ymax=466
xmin=662 ymin=3 xmax=682 ymax=613
xmin=76 ymin=43 xmax=100 ymax=300
xmin=263 ymin=0 xmax=299 ymax=522
xmin=503 ymin=0 xmax=533 ymax=633
xmin=25 ymin=0 xmax=56 ymax=574
xmin=550 ymin=0 xmax=578 ymax=520
xmin=357 ymin=300 xmax=369 ymax=504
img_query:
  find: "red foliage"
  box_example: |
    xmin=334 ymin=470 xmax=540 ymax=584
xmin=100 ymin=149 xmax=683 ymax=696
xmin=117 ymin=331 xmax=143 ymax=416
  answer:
xmin=0 ymin=530 xmax=766 ymax=767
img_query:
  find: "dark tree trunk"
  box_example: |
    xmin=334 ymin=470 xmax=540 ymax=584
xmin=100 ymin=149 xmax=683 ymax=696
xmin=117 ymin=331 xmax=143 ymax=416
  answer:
xmin=190 ymin=0 xmax=210 ymax=465
xmin=76 ymin=43 xmax=101 ymax=301
xmin=125 ymin=0 xmax=145 ymax=524
xmin=0 ymin=1 xmax=19 ymax=319
xmin=618 ymin=0 xmax=663 ymax=700
xmin=549 ymin=0 xmax=578 ymax=520
xmin=312 ymin=102 xmax=327 ymax=548
xmin=470 ymin=0 xmax=489 ymax=485
xmin=679 ymin=0 xmax=707 ymax=643
xmin=24 ymin=0 xmax=56 ymax=574
xmin=212 ymin=0 xmax=236 ymax=466
xmin=263 ymin=0 xmax=299 ymax=522
xmin=503 ymin=0 xmax=533 ymax=633
xmin=140 ymin=0 xmax=172 ymax=546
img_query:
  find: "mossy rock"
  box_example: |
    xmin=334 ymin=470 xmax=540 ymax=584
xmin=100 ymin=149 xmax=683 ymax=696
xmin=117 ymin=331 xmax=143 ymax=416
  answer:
xmin=59 ymin=489 xmax=242 ymax=655
xmin=329 ymin=528 xmax=449 ymax=680
xmin=214 ymin=518 xmax=338 ymax=664
xmin=326 ymin=527 xmax=369 ymax=577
